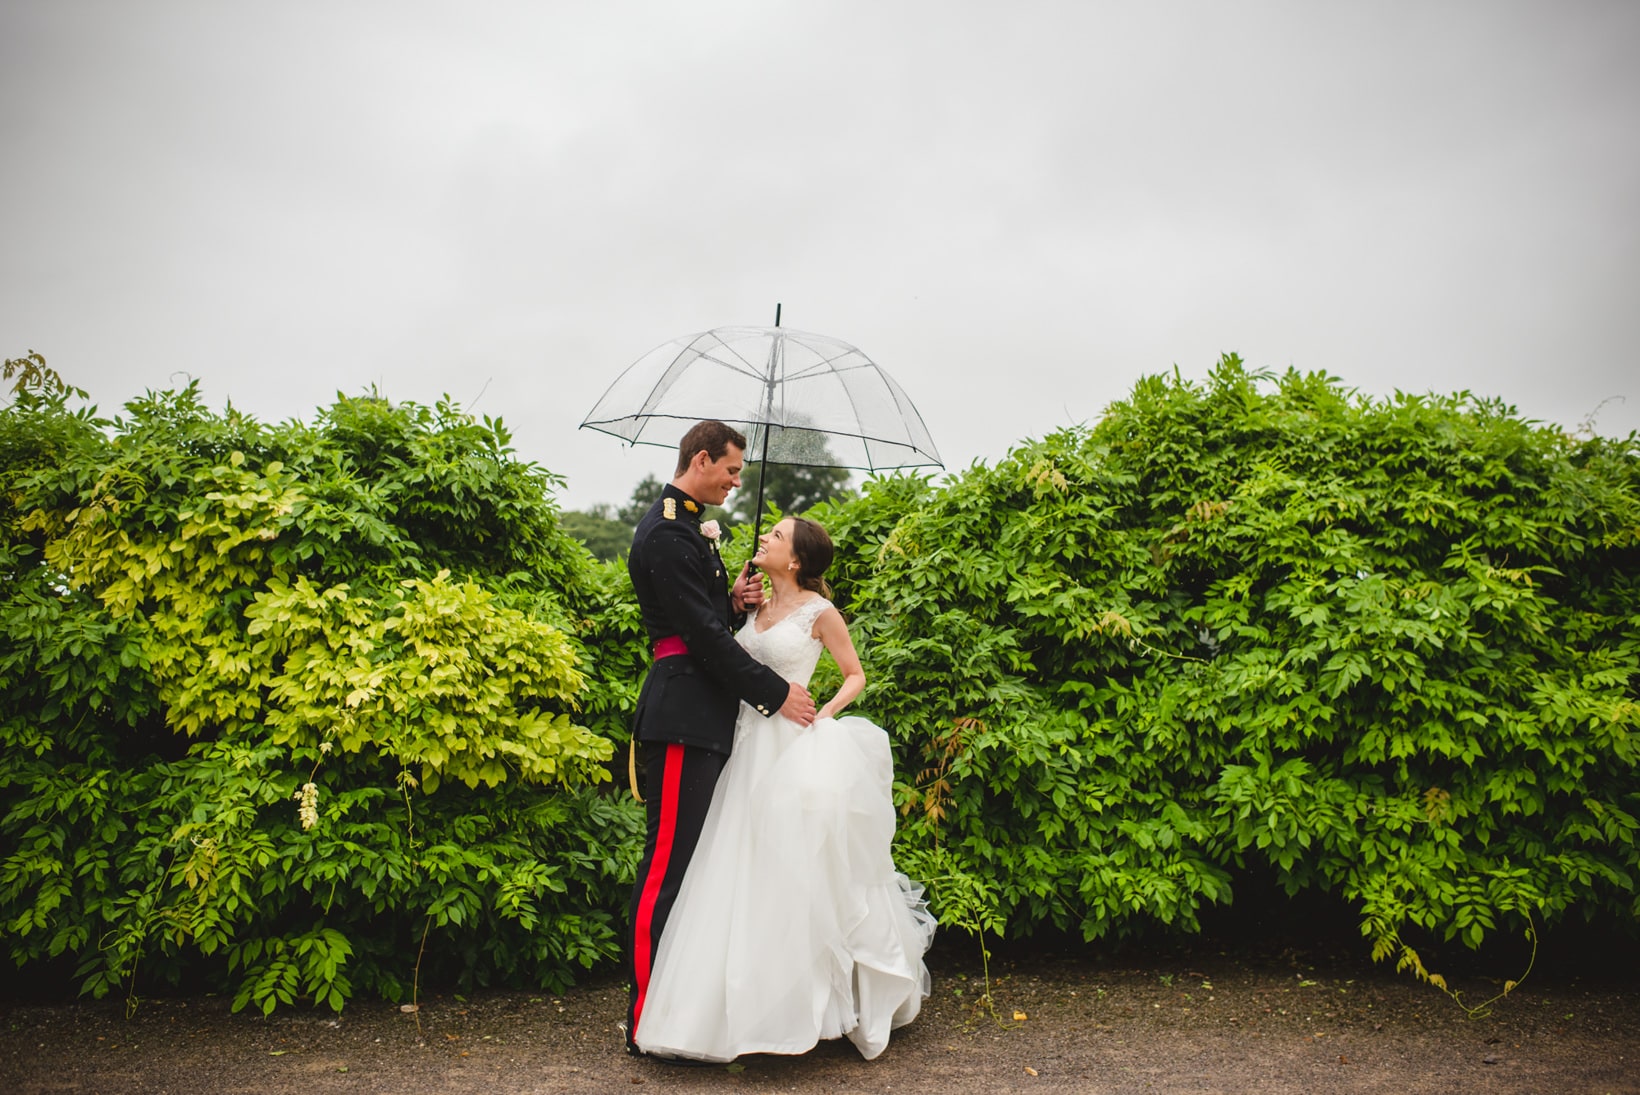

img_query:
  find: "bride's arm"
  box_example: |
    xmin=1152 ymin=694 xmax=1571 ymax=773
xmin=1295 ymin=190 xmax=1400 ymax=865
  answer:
xmin=814 ymin=607 xmax=865 ymax=719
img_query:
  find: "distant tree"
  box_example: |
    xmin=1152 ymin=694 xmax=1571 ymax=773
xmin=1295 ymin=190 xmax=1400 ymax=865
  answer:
xmin=618 ymin=475 xmax=664 ymax=527
xmin=559 ymin=504 xmax=631 ymax=561
xmin=561 ymin=475 xmax=705 ymax=562
xmin=726 ymin=460 xmax=854 ymax=527
xmin=612 ymin=472 xmax=738 ymax=529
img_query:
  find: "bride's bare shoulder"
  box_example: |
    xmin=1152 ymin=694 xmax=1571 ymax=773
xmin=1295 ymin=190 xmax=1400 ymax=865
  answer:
xmin=808 ymin=598 xmax=845 ymax=638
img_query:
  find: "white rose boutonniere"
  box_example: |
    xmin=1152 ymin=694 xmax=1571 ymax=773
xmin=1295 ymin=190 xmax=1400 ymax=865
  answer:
xmin=700 ymin=519 xmax=721 ymax=542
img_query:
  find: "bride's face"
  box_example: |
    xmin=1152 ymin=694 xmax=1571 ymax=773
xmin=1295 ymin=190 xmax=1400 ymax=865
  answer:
xmin=752 ymin=518 xmax=798 ymax=574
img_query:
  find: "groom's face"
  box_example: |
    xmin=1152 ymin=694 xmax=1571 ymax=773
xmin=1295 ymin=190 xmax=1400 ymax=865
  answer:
xmin=698 ymin=443 xmax=745 ymax=506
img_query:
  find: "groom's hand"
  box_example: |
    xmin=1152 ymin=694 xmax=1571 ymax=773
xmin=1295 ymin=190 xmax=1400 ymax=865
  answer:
xmin=732 ymin=563 xmax=766 ymax=612
xmin=780 ymin=683 xmax=817 ymax=726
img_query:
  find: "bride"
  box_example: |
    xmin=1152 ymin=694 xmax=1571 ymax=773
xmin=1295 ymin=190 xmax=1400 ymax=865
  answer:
xmin=633 ymin=516 xmax=935 ymax=1062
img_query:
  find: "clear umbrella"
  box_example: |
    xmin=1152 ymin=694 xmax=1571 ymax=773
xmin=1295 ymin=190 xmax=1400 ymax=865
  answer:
xmin=581 ymin=315 xmax=942 ymax=532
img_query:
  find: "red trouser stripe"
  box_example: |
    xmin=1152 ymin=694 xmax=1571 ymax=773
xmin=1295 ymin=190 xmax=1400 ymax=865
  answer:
xmin=630 ymin=743 xmax=684 ymax=1035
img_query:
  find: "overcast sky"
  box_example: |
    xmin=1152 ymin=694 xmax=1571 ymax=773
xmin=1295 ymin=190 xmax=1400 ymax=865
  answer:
xmin=4 ymin=1 xmax=1637 ymax=510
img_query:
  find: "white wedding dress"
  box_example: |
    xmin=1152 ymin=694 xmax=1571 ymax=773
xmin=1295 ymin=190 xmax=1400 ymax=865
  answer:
xmin=634 ymin=596 xmax=935 ymax=1062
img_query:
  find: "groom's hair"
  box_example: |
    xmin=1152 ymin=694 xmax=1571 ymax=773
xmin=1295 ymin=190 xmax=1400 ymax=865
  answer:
xmin=675 ymin=420 xmax=748 ymax=475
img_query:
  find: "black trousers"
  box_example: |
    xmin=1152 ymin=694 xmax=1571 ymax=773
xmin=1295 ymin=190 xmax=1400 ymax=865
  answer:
xmin=626 ymin=739 xmax=727 ymax=1047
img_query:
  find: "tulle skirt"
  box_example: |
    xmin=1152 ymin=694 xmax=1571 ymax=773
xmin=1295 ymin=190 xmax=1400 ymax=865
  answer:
xmin=634 ymin=709 xmax=935 ymax=1062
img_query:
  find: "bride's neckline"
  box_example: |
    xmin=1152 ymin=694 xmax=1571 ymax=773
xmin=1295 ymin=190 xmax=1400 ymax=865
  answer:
xmin=752 ymin=592 xmax=822 ymax=635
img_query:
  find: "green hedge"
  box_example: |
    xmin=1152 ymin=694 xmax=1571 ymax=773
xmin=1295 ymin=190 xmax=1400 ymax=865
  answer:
xmin=817 ymin=356 xmax=1639 ymax=970
xmin=5 ymin=355 xmax=1636 ymax=1012
xmin=0 ymin=378 xmax=645 ymax=1012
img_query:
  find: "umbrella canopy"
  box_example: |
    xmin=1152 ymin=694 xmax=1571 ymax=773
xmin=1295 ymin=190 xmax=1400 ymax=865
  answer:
xmin=581 ymin=326 xmax=943 ymax=474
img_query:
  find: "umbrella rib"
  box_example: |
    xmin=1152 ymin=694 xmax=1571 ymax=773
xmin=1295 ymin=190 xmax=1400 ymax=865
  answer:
xmin=825 ymin=362 xmax=874 ymax=470
xmin=777 ymin=358 xmax=892 ymax=391
xmin=691 ymin=331 xmax=874 ymax=385
xmin=691 ymin=346 xmax=770 ymax=383
xmin=783 ymin=345 xmax=867 ymax=380
xmin=658 ymin=329 xmax=766 ymax=385
xmin=737 ymin=421 xmax=943 ymax=461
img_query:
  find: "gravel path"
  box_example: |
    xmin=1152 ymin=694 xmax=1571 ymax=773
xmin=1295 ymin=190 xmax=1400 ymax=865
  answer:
xmin=5 ymin=939 xmax=1636 ymax=1094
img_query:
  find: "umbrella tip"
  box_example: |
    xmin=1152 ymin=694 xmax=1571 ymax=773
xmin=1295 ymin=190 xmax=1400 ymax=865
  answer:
xmin=774 ymin=302 xmax=781 ymax=327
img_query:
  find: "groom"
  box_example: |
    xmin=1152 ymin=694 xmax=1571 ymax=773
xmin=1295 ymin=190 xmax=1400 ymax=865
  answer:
xmin=624 ymin=419 xmax=815 ymax=1054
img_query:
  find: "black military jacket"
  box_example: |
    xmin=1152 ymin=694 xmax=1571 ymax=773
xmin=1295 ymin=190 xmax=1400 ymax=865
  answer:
xmin=628 ymin=483 xmax=790 ymax=755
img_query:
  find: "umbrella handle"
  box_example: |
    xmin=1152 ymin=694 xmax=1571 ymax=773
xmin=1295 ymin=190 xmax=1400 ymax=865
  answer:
xmin=736 ymin=560 xmax=766 ymax=613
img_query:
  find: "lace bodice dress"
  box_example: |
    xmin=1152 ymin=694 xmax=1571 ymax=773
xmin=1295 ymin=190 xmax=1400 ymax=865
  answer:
xmin=633 ymin=597 xmax=934 ymax=1062
xmin=737 ymin=594 xmax=832 ymax=693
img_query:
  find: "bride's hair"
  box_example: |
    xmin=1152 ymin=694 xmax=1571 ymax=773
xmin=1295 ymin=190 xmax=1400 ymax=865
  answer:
xmin=789 ymin=516 xmax=834 ymax=600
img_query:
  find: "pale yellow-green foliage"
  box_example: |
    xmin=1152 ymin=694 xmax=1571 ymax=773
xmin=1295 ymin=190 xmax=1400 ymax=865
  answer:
xmin=31 ymin=455 xmax=302 ymax=736
xmin=248 ymin=571 xmax=611 ymax=791
xmin=30 ymin=449 xmax=610 ymax=793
